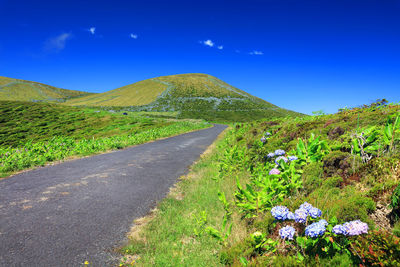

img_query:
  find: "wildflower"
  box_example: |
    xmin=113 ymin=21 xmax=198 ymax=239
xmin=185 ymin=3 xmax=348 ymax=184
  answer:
xmin=305 ymin=221 xmax=326 ymax=238
xmin=308 ymin=207 xmax=322 ymax=218
xmin=84 ymin=261 xmax=89 ymax=265
xmin=267 ymin=152 xmax=275 ymax=158
xmin=279 ymin=226 xmax=296 ymax=240
xmin=261 ymin=136 xmax=267 ymax=143
xmin=343 ymin=220 xmax=369 ymax=236
xmin=299 ymin=202 xmax=314 ymax=213
xmin=274 ymin=149 xmax=285 ymax=156
xmin=275 ymin=156 xmax=288 ymax=165
xmin=332 ymin=224 xmax=349 ymax=235
xmin=265 ymin=132 xmax=271 ymax=136
xmin=288 ymin=155 xmax=298 ymax=161
xmin=286 ymin=211 xmax=295 ymax=220
xmin=269 ymin=168 xmax=281 ymax=175
xmin=271 ymin=206 xmax=289 ymax=220
xmin=294 ymin=208 xmax=308 ymax=223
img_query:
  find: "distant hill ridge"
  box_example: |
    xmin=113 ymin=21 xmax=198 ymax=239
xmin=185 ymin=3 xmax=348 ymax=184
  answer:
xmin=0 ymin=76 xmax=91 ymax=102
xmin=0 ymin=73 xmax=302 ymax=121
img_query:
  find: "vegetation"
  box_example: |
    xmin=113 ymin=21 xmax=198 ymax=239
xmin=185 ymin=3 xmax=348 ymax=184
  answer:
xmin=0 ymin=101 xmax=210 ymax=177
xmin=0 ymin=76 xmax=91 ymax=102
xmin=65 ymin=73 xmax=302 ymax=122
xmin=120 ymin=102 xmax=400 ymax=266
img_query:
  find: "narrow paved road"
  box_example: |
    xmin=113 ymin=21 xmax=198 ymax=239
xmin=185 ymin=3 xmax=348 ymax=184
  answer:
xmin=0 ymin=124 xmax=226 ymax=266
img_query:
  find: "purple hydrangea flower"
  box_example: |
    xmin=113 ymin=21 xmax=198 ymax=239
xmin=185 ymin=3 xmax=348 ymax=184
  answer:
xmin=267 ymin=152 xmax=275 ymax=158
xmin=287 ymin=211 xmax=295 ymax=220
xmin=332 ymin=224 xmax=349 ymax=235
xmin=343 ymin=220 xmax=369 ymax=236
xmin=299 ymin=202 xmax=314 ymax=214
xmin=294 ymin=208 xmax=308 ymax=223
xmin=275 ymin=156 xmax=288 ymax=165
xmin=279 ymin=226 xmax=296 ymax=240
xmin=305 ymin=221 xmax=326 ymax=238
xmin=288 ymin=156 xmax=298 ymax=161
xmin=260 ymin=136 xmax=267 ymax=143
xmin=269 ymin=168 xmax=281 ymax=175
xmin=309 ymin=207 xmax=322 ymax=218
xmin=265 ymin=132 xmax=271 ymax=136
xmin=274 ymin=149 xmax=285 ymax=156
xmin=271 ymin=206 xmax=289 ymax=220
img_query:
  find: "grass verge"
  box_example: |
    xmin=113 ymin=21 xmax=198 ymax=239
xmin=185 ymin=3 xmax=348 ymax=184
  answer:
xmin=119 ymin=126 xmax=247 ymax=266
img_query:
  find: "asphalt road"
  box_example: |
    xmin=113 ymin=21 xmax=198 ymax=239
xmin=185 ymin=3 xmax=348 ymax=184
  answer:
xmin=0 ymin=124 xmax=226 ymax=266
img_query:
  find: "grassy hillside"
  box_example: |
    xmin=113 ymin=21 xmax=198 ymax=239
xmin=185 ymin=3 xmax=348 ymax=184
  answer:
xmin=66 ymin=73 xmax=302 ymax=122
xmin=0 ymin=76 xmax=91 ymax=102
xmin=120 ymin=102 xmax=400 ymax=266
xmin=0 ymin=101 xmax=210 ymax=176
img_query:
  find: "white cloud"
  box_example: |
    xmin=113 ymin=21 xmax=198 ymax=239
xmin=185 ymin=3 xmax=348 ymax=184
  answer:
xmin=89 ymin=27 xmax=96 ymax=35
xmin=44 ymin=33 xmax=72 ymax=53
xmin=130 ymin=33 xmax=138 ymax=39
xmin=203 ymin=39 xmax=214 ymax=47
xmin=249 ymin=50 xmax=264 ymax=55
xmin=217 ymin=45 xmax=223 ymax=50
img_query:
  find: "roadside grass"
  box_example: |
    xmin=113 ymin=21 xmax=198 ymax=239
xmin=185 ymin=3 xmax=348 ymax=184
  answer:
xmin=0 ymin=101 xmax=211 ymax=177
xmin=119 ymin=127 xmax=249 ymax=267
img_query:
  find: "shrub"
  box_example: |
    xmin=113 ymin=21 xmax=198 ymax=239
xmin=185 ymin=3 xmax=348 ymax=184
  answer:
xmin=351 ymin=229 xmax=400 ymax=266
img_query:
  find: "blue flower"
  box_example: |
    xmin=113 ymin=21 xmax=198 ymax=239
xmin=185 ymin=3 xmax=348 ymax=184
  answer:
xmin=271 ymin=206 xmax=289 ymax=220
xmin=267 ymin=152 xmax=275 ymax=158
xmin=287 ymin=211 xmax=295 ymax=220
xmin=309 ymin=207 xmax=322 ymax=218
xmin=265 ymin=132 xmax=271 ymax=136
xmin=260 ymin=136 xmax=267 ymax=143
xmin=332 ymin=224 xmax=349 ymax=235
xmin=305 ymin=221 xmax=326 ymax=238
xmin=299 ymin=202 xmax=314 ymax=214
xmin=288 ymin=156 xmax=298 ymax=161
xmin=274 ymin=149 xmax=285 ymax=156
xmin=294 ymin=208 xmax=308 ymax=223
xmin=317 ymin=219 xmax=328 ymax=227
xmin=279 ymin=226 xmax=296 ymax=240
xmin=275 ymin=156 xmax=288 ymax=165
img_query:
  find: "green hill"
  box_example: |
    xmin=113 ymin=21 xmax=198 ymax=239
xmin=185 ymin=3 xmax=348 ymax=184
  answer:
xmin=66 ymin=73 xmax=302 ymax=121
xmin=0 ymin=76 xmax=91 ymax=102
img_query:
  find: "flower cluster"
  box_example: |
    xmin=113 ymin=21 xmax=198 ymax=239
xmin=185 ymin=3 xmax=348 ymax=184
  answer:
xmin=274 ymin=149 xmax=285 ymax=156
xmin=275 ymin=156 xmax=288 ymax=165
xmin=267 ymin=152 xmax=275 ymax=158
xmin=288 ymin=155 xmax=298 ymax=161
xmin=305 ymin=220 xmax=327 ymax=238
xmin=279 ymin=226 xmax=296 ymax=240
xmin=260 ymin=132 xmax=272 ymax=143
xmin=269 ymin=168 xmax=281 ymax=175
xmin=332 ymin=220 xmax=368 ymax=236
xmin=271 ymin=206 xmax=289 ymax=220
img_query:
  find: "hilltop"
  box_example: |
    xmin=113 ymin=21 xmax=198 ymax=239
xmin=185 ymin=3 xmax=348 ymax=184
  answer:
xmin=0 ymin=76 xmax=91 ymax=102
xmin=65 ymin=73 xmax=302 ymax=121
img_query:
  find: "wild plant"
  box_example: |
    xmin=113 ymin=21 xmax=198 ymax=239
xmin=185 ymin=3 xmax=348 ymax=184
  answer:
xmin=296 ymin=133 xmax=331 ymax=164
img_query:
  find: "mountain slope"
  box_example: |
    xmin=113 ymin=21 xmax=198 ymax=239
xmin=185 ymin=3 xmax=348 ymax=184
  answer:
xmin=66 ymin=73 xmax=302 ymax=121
xmin=0 ymin=76 xmax=91 ymax=102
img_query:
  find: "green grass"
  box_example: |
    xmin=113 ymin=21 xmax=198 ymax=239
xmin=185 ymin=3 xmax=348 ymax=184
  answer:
xmin=0 ymin=100 xmax=167 ymax=147
xmin=0 ymin=100 xmax=210 ymax=176
xmin=0 ymin=76 xmax=91 ymax=102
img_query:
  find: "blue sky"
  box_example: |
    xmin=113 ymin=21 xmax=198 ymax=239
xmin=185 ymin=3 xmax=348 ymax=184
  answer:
xmin=1 ymin=0 xmax=399 ymax=114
